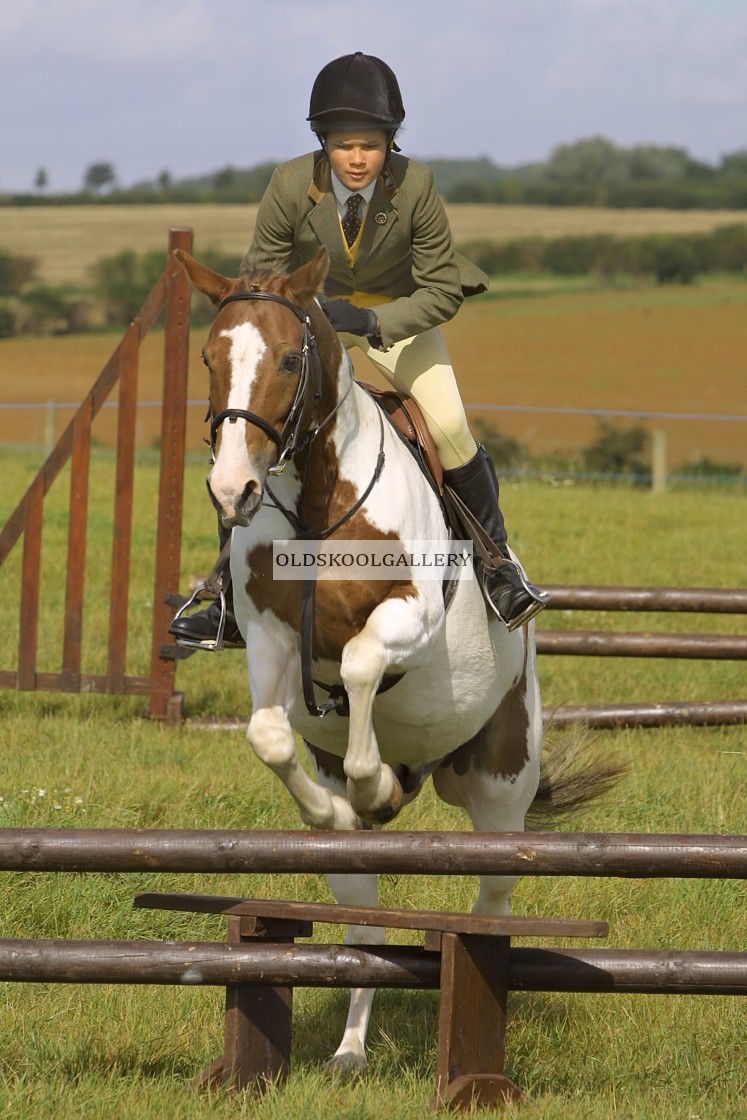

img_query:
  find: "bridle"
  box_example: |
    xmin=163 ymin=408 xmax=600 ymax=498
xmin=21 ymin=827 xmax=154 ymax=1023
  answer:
xmin=208 ymin=290 xmax=324 ymax=474
xmin=207 ymin=287 xmax=389 ymax=717
xmin=208 ymin=288 xmax=383 ymax=533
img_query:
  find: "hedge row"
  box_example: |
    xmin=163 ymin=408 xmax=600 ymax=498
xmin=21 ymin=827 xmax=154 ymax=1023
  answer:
xmin=446 ymin=179 xmax=747 ymax=210
xmin=1 ymin=224 xmax=746 ymax=337
xmin=459 ymin=224 xmax=747 ymax=283
xmin=473 ymin=418 xmax=745 ymax=483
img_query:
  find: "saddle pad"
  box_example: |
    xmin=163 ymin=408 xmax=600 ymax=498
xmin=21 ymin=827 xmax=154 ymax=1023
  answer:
xmin=358 ymin=381 xmax=443 ymax=492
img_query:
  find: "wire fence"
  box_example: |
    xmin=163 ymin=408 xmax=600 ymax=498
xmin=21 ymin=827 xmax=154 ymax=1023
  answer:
xmin=1 ymin=399 xmax=745 ymax=487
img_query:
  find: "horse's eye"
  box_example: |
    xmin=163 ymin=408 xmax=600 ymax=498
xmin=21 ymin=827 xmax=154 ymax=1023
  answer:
xmin=283 ymin=354 xmax=301 ymax=374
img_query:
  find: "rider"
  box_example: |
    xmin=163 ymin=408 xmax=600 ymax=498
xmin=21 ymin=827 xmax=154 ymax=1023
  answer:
xmin=169 ymin=51 xmax=548 ymax=649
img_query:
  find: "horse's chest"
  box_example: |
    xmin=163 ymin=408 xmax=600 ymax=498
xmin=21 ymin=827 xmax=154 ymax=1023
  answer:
xmin=291 ymin=596 xmax=524 ymax=767
xmin=240 ymin=535 xmax=418 ymax=662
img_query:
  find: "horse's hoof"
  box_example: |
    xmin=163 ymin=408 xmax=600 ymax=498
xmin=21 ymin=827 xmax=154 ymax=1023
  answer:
xmin=349 ymin=771 xmax=404 ymax=825
xmin=359 ymin=800 xmax=400 ymax=825
xmin=324 ymin=1050 xmax=367 ymax=1073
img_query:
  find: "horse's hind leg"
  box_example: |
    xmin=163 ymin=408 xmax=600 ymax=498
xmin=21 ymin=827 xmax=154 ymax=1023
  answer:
xmin=324 ymin=869 xmax=380 ymax=1070
xmin=432 ymin=675 xmax=542 ymax=916
xmin=308 ymin=745 xmax=383 ymax=1071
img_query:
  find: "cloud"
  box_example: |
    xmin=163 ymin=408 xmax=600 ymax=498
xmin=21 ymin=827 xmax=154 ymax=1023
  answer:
xmin=2 ymin=0 xmax=747 ymax=190
xmin=0 ymin=0 xmax=224 ymax=62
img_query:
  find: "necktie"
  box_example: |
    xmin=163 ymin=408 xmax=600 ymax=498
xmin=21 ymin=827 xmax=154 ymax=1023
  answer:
xmin=341 ymin=193 xmax=364 ymax=246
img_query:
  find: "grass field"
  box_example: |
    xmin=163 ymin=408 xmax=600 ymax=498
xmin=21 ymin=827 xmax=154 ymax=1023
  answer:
xmin=1 ymin=276 xmax=746 ymax=471
xmin=0 ymin=448 xmax=745 ymax=1119
xmin=2 ymin=202 xmax=747 ymax=285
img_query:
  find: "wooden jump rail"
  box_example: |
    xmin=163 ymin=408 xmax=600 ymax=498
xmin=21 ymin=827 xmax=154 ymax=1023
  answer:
xmin=0 ymin=829 xmax=744 ymax=1108
xmin=538 ymin=583 xmax=747 ymax=729
xmin=2 ymin=827 xmax=746 ymax=876
xmin=0 ymin=228 xmax=192 ymax=720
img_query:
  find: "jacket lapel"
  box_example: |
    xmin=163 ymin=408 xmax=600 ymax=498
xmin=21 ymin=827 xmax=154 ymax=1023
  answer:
xmin=356 ymin=172 xmax=399 ymax=264
xmin=306 ymin=157 xmax=349 ymax=271
xmin=306 ymin=155 xmax=400 ymax=272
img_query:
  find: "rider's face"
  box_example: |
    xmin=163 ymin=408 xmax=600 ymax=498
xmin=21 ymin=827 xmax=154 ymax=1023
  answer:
xmin=325 ymin=129 xmax=388 ymax=191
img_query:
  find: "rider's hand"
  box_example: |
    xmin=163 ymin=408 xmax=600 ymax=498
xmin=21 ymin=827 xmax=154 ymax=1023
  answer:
xmin=319 ymin=297 xmax=380 ymax=343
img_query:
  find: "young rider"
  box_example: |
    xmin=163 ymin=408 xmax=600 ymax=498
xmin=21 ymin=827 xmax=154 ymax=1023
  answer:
xmin=170 ymin=52 xmax=548 ymax=648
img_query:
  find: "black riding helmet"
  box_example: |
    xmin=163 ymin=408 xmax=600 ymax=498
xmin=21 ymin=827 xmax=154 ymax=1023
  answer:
xmin=307 ymin=52 xmax=405 ymax=140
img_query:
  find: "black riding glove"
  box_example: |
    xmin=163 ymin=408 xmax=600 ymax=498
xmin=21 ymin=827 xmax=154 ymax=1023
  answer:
xmin=319 ymin=297 xmax=381 ymax=345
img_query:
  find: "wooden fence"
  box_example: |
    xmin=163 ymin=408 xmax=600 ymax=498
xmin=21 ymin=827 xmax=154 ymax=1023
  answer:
xmin=540 ymin=583 xmax=747 ymax=728
xmin=0 ymin=228 xmax=192 ymax=719
xmin=0 ymin=827 xmax=743 ymax=1105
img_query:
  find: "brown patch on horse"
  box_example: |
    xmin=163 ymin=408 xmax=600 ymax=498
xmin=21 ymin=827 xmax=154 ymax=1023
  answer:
xmin=244 ymin=541 xmax=415 ymax=662
xmin=440 ymin=645 xmax=530 ymax=782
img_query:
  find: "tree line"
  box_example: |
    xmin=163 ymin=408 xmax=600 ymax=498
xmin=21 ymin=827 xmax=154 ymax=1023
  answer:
xmin=4 ymin=136 xmax=747 ymax=210
xmin=1 ymin=221 xmax=745 ymax=340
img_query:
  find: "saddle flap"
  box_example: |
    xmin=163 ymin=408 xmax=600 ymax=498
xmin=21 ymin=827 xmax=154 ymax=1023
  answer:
xmin=358 ymin=381 xmax=443 ymax=492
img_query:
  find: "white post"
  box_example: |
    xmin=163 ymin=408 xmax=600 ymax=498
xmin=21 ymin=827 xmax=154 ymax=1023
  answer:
xmin=44 ymin=401 xmax=57 ymax=451
xmin=651 ymin=429 xmax=667 ymax=494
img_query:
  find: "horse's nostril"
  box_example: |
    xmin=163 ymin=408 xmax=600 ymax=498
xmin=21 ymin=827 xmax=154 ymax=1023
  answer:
xmin=241 ymin=479 xmax=259 ymax=505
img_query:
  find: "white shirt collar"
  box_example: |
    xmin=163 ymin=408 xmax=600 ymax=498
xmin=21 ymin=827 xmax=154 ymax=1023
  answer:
xmin=330 ymin=171 xmax=377 ymax=215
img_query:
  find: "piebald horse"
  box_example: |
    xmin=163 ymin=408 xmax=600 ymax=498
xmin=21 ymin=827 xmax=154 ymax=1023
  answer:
xmin=176 ymin=247 xmax=596 ymax=1069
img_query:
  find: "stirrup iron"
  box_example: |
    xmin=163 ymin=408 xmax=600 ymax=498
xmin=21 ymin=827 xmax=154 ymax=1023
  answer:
xmin=483 ymin=557 xmax=551 ymax=632
xmin=169 ymin=585 xmax=230 ymax=652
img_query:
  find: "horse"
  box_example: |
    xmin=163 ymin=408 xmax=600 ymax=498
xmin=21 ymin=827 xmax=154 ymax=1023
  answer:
xmin=175 ymin=246 xmax=616 ymax=1070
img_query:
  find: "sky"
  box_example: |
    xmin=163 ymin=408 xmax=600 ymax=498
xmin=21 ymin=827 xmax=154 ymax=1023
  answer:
xmin=1 ymin=0 xmax=746 ymax=193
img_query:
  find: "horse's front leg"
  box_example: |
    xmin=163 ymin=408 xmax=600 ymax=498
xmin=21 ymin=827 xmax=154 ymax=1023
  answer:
xmin=308 ymin=748 xmax=382 ymax=1071
xmin=245 ymin=622 xmax=359 ymax=830
xmin=340 ymin=597 xmax=431 ymax=823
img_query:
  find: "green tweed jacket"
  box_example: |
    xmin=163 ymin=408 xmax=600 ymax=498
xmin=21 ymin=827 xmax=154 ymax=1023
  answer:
xmin=242 ymin=150 xmax=488 ymax=349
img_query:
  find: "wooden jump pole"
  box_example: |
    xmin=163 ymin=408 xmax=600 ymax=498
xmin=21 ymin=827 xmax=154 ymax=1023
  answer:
xmin=543 ymin=585 xmax=747 ymax=613
xmin=535 ymin=631 xmax=747 ymax=659
xmin=148 ymin=227 xmax=193 ymax=721
xmin=1 ymin=829 xmax=746 ymax=877
xmin=545 ymin=699 xmax=747 ymax=728
xmin=0 ymin=940 xmax=743 ymax=996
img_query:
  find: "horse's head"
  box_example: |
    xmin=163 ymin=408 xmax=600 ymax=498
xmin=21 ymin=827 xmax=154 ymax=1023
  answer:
xmin=175 ymin=247 xmax=340 ymax=528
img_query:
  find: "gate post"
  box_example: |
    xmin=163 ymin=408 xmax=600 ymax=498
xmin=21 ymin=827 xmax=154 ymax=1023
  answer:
xmin=148 ymin=227 xmax=193 ymax=720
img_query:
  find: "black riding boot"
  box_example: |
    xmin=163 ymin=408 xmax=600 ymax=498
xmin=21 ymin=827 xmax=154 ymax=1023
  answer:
xmin=168 ymin=522 xmax=245 ymax=649
xmin=443 ymin=445 xmax=549 ymax=629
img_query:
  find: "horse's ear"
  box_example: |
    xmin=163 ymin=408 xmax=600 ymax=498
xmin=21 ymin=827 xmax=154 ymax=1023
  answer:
xmin=173 ymin=249 xmax=234 ymax=306
xmin=285 ymin=247 xmax=330 ymax=306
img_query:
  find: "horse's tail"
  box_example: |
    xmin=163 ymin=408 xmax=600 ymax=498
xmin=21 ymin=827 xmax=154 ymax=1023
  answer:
xmin=525 ymin=723 xmax=628 ymax=829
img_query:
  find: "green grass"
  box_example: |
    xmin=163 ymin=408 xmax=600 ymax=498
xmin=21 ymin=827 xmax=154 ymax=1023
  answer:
xmin=0 ymin=449 xmax=745 ymax=1118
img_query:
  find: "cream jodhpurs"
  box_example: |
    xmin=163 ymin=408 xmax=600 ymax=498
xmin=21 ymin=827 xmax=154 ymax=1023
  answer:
xmin=340 ymin=326 xmax=478 ymax=470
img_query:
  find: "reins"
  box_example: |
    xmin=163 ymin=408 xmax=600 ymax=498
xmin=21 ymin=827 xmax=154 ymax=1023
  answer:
xmin=209 ymin=288 xmax=389 ymax=718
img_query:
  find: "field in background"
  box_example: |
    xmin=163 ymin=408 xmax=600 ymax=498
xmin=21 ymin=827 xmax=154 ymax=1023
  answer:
xmin=1 ymin=452 xmax=744 ymax=712
xmin=0 ymin=449 xmax=745 ymax=1120
xmin=2 ymin=202 xmax=747 ymax=285
xmin=1 ymin=277 xmax=745 ymax=470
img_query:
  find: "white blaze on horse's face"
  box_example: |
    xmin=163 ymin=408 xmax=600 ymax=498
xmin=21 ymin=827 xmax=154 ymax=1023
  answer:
xmin=208 ymin=320 xmax=269 ymax=527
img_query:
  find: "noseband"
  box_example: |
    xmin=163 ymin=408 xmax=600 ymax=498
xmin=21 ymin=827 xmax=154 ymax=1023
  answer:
xmin=208 ymin=290 xmax=323 ymax=473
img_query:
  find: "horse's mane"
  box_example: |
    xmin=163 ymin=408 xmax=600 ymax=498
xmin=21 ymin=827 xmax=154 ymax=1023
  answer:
xmin=237 ymin=258 xmax=288 ymax=291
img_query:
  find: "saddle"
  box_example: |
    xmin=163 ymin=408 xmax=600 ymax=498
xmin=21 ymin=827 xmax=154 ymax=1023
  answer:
xmin=360 ymin=381 xmax=506 ymax=577
xmin=358 ymin=382 xmax=443 ymax=493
